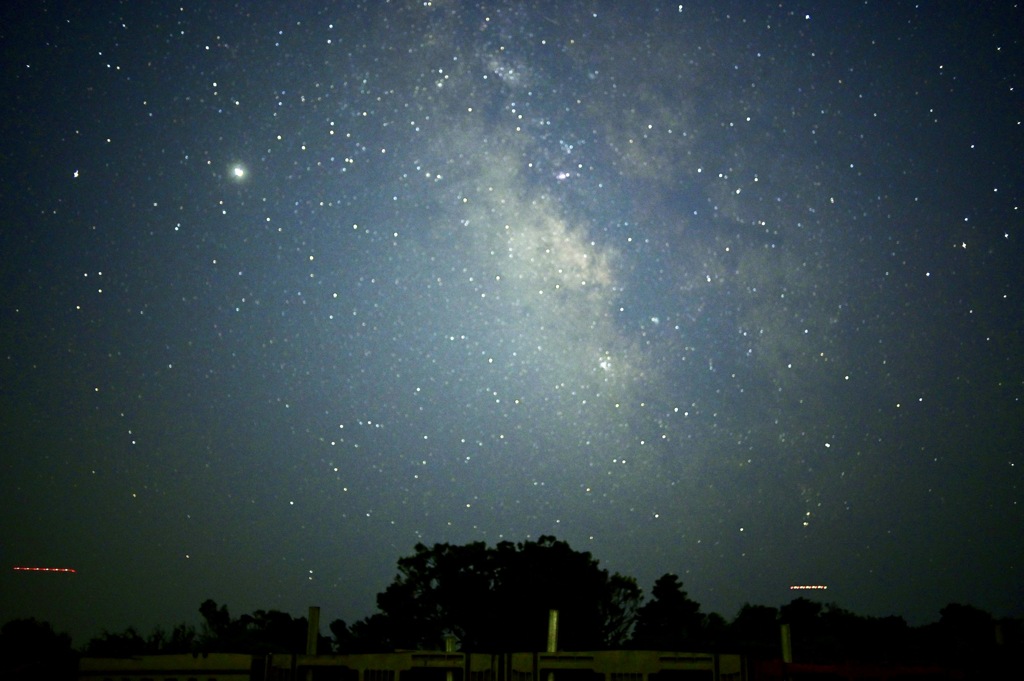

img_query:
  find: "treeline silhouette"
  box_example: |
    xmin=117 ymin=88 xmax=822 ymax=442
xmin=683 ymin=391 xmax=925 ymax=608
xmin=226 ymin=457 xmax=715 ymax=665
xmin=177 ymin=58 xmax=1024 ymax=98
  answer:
xmin=2 ymin=536 xmax=1020 ymax=679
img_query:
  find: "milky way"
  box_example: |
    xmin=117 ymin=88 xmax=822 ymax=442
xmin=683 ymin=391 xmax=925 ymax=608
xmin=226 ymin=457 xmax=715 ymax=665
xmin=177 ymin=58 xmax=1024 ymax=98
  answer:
xmin=1 ymin=1 xmax=1021 ymax=642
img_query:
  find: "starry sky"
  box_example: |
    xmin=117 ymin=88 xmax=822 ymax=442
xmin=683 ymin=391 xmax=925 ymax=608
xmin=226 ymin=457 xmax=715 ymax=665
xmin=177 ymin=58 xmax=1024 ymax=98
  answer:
xmin=2 ymin=1 xmax=1022 ymax=645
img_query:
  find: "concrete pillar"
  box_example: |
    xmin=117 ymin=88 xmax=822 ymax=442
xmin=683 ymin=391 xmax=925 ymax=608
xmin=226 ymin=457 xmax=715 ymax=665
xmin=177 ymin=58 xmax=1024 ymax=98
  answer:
xmin=547 ymin=609 xmax=559 ymax=681
xmin=547 ymin=609 xmax=559 ymax=652
xmin=780 ymin=623 xmax=792 ymax=664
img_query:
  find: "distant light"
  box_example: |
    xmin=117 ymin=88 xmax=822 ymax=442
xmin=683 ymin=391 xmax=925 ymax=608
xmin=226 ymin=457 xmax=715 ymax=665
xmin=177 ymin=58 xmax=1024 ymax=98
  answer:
xmin=790 ymin=585 xmax=827 ymax=590
xmin=13 ymin=566 xmax=77 ymax=573
xmin=232 ymin=165 xmax=246 ymax=179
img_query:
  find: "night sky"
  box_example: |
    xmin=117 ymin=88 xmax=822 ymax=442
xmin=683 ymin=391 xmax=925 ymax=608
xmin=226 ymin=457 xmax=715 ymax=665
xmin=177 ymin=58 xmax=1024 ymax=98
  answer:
xmin=2 ymin=1 xmax=1022 ymax=645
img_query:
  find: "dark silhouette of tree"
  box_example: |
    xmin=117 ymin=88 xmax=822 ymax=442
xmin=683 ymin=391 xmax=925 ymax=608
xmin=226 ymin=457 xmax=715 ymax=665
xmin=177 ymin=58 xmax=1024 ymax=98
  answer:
xmin=726 ymin=603 xmax=779 ymax=658
xmin=602 ymin=573 xmax=645 ymax=646
xmin=630 ymin=573 xmax=706 ymax=650
xmin=197 ymin=599 xmax=326 ymax=653
xmin=815 ymin=604 xmax=911 ymax=663
xmin=869 ymin=615 xmax=913 ymax=661
xmin=702 ymin=611 xmax=728 ymax=649
xmin=199 ymin=598 xmax=234 ymax=645
xmin=939 ymin=603 xmax=995 ymax=648
xmin=244 ymin=609 xmax=312 ymax=654
xmin=329 ymin=618 xmax=356 ymax=653
xmin=920 ymin=602 xmax=998 ymax=666
xmin=83 ymin=627 xmax=147 ymax=656
xmin=778 ymin=597 xmax=822 ymax=629
xmin=165 ymin=622 xmax=200 ymax=653
xmin=776 ymin=597 xmax=821 ymax=662
xmin=348 ymin=613 xmax=399 ymax=653
xmin=351 ymin=535 xmax=641 ymax=652
xmin=0 ymin=618 xmax=76 ymax=681
xmin=83 ymin=622 xmax=198 ymax=656
xmin=755 ymin=600 xmax=922 ymax=665
xmin=493 ymin=537 xmax=640 ymax=651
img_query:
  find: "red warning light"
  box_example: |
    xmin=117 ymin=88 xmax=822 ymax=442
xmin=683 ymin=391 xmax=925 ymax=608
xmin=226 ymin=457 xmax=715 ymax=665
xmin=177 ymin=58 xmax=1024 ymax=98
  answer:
xmin=12 ymin=566 xmax=77 ymax=573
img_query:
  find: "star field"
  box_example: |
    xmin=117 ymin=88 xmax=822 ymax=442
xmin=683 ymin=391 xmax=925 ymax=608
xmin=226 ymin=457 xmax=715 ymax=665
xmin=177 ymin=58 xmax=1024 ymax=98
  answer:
xmin=1 ymin=1 xmax=1022 ymax=643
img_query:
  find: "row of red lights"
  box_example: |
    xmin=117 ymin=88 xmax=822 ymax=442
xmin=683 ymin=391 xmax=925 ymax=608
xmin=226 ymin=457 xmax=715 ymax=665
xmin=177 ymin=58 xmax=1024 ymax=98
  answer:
xmin=790 ymin=585 xmax=828 ymax=590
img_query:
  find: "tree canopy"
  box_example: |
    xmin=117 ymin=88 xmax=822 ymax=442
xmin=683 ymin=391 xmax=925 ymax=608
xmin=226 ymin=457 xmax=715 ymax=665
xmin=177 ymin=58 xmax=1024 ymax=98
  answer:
xmin=630 ymin=573 xmax=708 ymax=650
xmin=0 ymin=618 xmax=76 ymax=680
xmin=348 ymin=535 xmax=641 ymax=652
